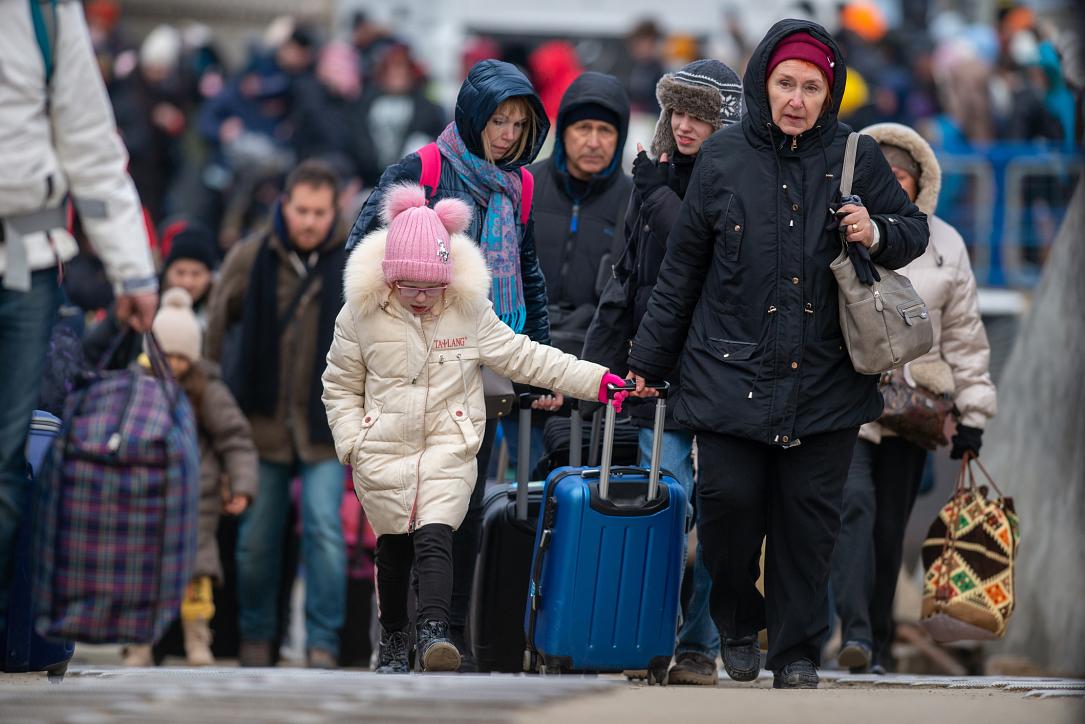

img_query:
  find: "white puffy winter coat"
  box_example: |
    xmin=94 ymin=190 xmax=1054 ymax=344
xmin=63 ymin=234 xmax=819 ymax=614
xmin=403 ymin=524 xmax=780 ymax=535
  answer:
xmin=322 ymin=228 xmax=606 ymax=535
xmin=859 ymin=123 xmax=998 ymax=444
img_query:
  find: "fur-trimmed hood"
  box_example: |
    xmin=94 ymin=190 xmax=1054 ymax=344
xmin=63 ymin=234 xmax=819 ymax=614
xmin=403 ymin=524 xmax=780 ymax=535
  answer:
xmin=343 ymin=228 xmax=491 ymax=317
xmin=650 ymin=59 xmax=743 ymax=159
xmin=860 ymin=122 xmax=941 ymax=217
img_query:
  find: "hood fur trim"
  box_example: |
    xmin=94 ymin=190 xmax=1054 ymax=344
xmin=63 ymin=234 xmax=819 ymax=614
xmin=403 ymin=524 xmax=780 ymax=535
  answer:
xmin=344 ymin=227 xmax=491 ymax=317
xmin=860 ymin=123 xmax=941 ymax=217
xmin=650 ymin=76 xmax=726 ymax=158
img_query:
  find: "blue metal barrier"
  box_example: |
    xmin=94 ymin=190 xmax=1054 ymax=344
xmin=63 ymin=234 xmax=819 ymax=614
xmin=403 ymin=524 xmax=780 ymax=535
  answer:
xmin=935 ymin=143 xmax=1082 ymax=288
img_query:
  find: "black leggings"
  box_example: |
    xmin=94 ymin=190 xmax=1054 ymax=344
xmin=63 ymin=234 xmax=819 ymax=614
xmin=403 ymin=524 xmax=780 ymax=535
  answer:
xmin=375 ymin=524 xmax=454 ymax=632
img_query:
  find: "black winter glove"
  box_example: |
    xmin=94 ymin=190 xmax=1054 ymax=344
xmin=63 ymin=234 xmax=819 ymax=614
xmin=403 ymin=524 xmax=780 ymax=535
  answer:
xmin=950 ymin=424 xmax=983 ymax=460
xmin=830 ymin=193 xmax=881 ymax=286
xmin=632 ymin=150 xmax=668 ymax=196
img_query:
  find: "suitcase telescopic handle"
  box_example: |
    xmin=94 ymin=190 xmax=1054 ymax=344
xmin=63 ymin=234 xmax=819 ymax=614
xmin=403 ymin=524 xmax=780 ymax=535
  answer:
xmin=515 ymin=393 xmax=547 ymax=521
xmin=599 ymin=381 xmax=669 ymax=501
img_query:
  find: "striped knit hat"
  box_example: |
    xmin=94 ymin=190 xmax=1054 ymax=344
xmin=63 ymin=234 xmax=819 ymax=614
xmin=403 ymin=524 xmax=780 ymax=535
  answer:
xmin=650 ymin=59 xmax=743 ymax=158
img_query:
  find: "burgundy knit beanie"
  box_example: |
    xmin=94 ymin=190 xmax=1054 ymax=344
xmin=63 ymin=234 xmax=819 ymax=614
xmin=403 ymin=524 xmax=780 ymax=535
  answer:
xmin=380 ymin=184 xmax=472 ymax=286
xmin=767 ymin=32 xmax=836 ymax=88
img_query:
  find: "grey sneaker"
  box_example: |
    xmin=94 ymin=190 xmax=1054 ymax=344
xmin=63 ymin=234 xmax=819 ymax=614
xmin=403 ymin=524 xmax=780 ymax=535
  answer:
xmin=667 ymin=652 xmax=719 ymax=686
xmin=721 ymin=636 xmax=761 ymax=682
xmin=772 ymin=659 xmax=819 ymax=689
xmin=238 ymin=639 xmax=273 ymax=667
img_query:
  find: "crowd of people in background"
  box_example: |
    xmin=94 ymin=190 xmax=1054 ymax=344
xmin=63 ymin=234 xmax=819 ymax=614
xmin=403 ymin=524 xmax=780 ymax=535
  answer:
xmin=2 ymin=0 xmax=1080 ymax=678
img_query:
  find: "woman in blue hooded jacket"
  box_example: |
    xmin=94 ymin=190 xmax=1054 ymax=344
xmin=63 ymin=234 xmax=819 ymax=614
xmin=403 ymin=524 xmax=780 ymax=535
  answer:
xmin=345 ymin=59 xmax=551 ymax=667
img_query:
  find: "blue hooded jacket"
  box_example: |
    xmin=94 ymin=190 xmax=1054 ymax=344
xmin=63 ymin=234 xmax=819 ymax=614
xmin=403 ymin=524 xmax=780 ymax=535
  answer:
xmin=346 ymin=60 xmax=553 ymax=344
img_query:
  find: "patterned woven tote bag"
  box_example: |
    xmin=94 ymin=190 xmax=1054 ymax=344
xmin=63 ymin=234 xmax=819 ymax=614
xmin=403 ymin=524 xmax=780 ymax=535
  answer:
xmin=33 ymin=333 xmax=200 ymax=644
xmin=920 ymin=456 xmax=1019 ymax=642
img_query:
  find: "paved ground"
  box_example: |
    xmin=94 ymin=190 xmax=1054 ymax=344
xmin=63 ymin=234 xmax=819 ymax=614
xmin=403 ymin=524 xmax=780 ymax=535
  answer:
xmin=1 ymin=665 xmax=1082 ymax=724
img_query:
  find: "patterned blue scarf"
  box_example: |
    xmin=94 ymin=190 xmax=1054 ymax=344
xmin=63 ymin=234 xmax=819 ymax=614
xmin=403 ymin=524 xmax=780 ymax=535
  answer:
xmin=435 ymin=123 xmax=526 ymax=332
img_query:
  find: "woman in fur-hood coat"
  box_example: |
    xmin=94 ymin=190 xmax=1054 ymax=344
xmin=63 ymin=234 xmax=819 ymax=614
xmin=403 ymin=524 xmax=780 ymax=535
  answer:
xmin=322 ymin=185 xmax=608 ymax=536
xmin=831 ymin=121 xmax=997 ymax=675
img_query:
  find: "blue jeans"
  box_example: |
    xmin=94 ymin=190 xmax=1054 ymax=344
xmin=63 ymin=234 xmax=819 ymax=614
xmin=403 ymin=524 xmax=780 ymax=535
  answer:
xmin=237 ymin=458 xmax=347 ymax=655
xmin=0 ymin=269 xmax=61 ymax=628
xmin=638 ymin=427 xmax=720 ymax=659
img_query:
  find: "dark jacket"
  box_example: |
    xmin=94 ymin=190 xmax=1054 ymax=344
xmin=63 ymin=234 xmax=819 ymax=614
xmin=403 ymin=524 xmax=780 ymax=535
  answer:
xmin=627 ymin=19 xmax=929 ymax=445
xmin=346 ymin=60 xmax=552 ymax=344
xmin=206 ymin=222 xmax=346 ymax=464
xmin=528 ymin=72 xmax=633 ymax=355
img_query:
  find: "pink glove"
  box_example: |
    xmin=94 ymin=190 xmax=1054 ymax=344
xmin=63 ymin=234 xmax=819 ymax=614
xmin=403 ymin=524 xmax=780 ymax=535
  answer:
xmin=598 ymin=372 xmax=629 ymax=413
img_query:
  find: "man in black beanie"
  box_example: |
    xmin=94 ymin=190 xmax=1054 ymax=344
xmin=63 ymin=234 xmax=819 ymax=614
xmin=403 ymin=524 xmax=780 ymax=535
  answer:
xmin=529 ymin=72 xmax=633 ymax=358
xmin=505 ymin=72 xmax=633 ymax=478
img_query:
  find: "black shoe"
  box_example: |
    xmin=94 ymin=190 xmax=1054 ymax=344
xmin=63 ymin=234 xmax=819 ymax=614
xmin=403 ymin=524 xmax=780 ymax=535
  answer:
xmin=721 ymin=636 xmax=761 ymax=682
xmin=772 ymin=659 xmax=819 ymax=689
xmin=416 ymin=620 xmax=461 ymax=672
xmin=375 ymin=628 xmax=410 ymax=674
xmin=838 ymin=639 xmax=872 ymax=674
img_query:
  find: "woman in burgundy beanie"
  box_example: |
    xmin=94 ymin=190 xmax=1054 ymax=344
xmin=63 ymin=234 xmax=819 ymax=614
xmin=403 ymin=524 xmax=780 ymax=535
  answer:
xmin=625 ymin=18 xmax=929 ymax=689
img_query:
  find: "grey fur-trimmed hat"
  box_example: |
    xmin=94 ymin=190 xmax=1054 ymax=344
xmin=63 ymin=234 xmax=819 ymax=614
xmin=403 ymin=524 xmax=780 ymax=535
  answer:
xmin=650 ymin=59 xmax=743 ymax=159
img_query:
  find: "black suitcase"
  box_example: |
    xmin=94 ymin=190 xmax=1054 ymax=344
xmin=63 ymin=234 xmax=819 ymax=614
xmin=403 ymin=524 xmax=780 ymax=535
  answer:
xmin=469 ymin=396 xmax=591 ymax=672
xmin=534 ymin=408 xmax=639 ymax=479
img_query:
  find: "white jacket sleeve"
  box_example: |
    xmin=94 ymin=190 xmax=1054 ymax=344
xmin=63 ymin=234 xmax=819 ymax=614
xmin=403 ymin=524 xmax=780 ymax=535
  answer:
xmin=50 ymin=2 xmax=155 ymax=293
xmin=940 ymin=242 xmax=997 ymax=428
xmin=475 ymin=301 xmax=606 ymax=401
xmin=322 ymin=306 xmax=368 ymax=465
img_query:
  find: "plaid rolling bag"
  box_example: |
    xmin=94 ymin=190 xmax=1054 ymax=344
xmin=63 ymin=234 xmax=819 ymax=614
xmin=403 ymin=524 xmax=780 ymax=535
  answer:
xmin=33 ymin=334 xmax=200 ymax=644
xmin=920 ymin=455 xmax=1019 ymax=643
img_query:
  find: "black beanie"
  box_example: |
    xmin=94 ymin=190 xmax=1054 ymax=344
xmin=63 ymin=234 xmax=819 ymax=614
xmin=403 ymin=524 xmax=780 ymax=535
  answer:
xmin=562 ymin=102 xmax=621 ymax=132
xmin=163 ymin=222 xmax=217 ymax=273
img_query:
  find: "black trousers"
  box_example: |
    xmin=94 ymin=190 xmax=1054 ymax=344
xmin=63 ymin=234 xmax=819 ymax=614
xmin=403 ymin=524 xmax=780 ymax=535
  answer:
xmin=448 ymin=418 xmax=497 ymax=633
xmin=696 ymin=427 xmax=858 ymax=671
xmin=374 ymin=524 xmax=453 ymax=632
xmin=831 ymin=437 xmax=928 ymax=666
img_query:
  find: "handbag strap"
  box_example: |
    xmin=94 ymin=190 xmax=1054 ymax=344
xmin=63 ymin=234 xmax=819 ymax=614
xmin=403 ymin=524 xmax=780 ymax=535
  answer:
xmin=840 ymin=132 xmax=860 ymax=197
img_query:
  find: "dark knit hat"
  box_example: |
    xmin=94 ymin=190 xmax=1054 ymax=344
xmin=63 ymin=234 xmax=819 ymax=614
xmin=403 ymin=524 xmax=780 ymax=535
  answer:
xmin=650 ymin=59 xmax=743 ymax=158
xmin=562 ymin=102 xmax=621 ymax=132
xmin=162 ymin=221 xmax=217 ymax=273
xmin=767 ymin=32 xmax=836 ymax=88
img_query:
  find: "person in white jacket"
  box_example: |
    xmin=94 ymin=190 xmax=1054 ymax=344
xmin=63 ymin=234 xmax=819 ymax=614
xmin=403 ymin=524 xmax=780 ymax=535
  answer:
xmin=831 ymin=122 xmax=998 ymax=674
xmin=322 ymin=184 xmax=626 ymax=673
xmin=0 ymin=0 xmax=158 ymax=631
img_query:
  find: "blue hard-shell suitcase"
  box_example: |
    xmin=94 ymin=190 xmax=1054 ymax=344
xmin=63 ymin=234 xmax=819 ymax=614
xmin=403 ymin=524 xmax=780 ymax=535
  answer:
xmin=524 ymin=385 xmax=687 ymax=683
xmin=2 ymin=410 xmax=76 ymax=675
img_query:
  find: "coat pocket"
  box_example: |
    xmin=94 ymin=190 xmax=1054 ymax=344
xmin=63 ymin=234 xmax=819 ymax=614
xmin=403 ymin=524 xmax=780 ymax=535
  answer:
xmin=352 ymin=405 xmax=383 ymax=463
xmin=445 ymin=400 xmax=481 ymax=461
xmin=722 ymin=194 xmax=745 ymax=262
xmin=706 ymin=338 xmax=758 ymax=362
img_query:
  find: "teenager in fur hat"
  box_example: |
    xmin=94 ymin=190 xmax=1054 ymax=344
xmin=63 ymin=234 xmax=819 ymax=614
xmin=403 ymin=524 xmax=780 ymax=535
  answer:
xmin=830 ymin=122 xmax=996 ymax=675
xmin=322 ymin=185 xmax=627 ymax=673
xmin=583 ymin=58 xmax=742 ymax=686
xmin=122 ymin=288 xmax=259 ymax=668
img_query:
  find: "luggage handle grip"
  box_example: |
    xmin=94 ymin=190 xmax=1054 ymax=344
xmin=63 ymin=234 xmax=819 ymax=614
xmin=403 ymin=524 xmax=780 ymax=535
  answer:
xmin=515 ymin=393 xmax=547 ymax=521
xmin=600 ymin=381 xmax=669 ymax=502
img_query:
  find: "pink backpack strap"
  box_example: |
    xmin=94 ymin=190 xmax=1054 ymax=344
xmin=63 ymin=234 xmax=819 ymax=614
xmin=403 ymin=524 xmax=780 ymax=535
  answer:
xmin=519 ymin=167 xmax=534 ymax=227
xmin=417 ymin=142 xmax=441 ymax=200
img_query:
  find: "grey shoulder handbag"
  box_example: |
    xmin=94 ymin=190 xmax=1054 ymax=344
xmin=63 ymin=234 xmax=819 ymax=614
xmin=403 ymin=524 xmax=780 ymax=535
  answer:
xmin=829 ymin=132 xmax=933 ymax=375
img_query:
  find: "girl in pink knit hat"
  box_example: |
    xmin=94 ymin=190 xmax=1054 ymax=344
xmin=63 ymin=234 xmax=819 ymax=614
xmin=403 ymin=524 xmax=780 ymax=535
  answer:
xmin=322 ymin=184 xmax=626 ymax=673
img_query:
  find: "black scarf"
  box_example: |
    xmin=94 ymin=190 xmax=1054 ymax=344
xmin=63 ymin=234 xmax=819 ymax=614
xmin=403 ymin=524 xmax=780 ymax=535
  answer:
xmin=234 ymin=203 xmax=344 ymax=447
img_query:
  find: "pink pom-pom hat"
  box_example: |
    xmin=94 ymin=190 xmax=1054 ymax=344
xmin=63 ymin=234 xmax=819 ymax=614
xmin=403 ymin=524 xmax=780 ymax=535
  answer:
xmin=380 ymin=184 xmax=473 ymax=286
